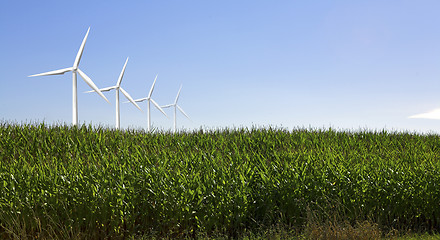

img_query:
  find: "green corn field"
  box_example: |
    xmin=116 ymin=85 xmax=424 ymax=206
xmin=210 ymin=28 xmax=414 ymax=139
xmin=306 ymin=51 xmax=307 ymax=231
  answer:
xmin=0 ymin=122 xmax=439 ymax=239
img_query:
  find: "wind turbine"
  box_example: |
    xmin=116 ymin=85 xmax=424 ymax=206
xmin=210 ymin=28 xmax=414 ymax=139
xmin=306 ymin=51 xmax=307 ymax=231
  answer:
xmin=28 ymin=27 xmax=109 ymax=126
xmin=161 ymin=85 xmax=190 ymax=133
xmin=132 ymin=75 xmax=168 ymax=131
xmin=85 ymin=57 xmax=142 ymax=129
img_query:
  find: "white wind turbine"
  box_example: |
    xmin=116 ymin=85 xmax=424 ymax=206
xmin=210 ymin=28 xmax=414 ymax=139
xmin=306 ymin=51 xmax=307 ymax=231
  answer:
xmin=132 ymin=75 xmax=168 ymax=132
xmin=161 ymin=85 xmax=190 ymax=133
xmin=28 ymin=27 xmax=109 ymax=126
xmin=85 ymin=57 xmax=142 ymax=129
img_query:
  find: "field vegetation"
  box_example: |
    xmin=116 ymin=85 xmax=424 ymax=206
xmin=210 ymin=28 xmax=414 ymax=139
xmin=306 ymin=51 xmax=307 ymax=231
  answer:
xmin=0 ymin=122 xmax=439 ymax=239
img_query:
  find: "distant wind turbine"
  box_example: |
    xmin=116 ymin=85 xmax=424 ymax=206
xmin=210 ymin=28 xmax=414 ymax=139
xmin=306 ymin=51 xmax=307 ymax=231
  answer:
xmin=28 ymin=27 xmax=109 ymax=126
xmin=85 ymin=57 xmax=142 ymax=129
xmin=132 ymin=75 xmax=168 ymax=131
xmin=161 ymin=85 xmax=190 ymax=133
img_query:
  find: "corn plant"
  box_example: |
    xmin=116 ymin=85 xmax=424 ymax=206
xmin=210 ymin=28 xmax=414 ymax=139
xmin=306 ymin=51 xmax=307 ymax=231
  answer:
xmin=0 ymin=122 xmax=439 ymax=238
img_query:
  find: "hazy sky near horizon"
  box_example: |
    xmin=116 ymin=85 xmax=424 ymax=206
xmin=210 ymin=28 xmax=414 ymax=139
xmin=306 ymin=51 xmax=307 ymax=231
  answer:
xmin=2 ymin=1 xmax=440 ymax=133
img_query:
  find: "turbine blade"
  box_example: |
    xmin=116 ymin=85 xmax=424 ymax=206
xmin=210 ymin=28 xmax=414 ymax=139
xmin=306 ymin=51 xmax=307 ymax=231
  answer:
xmin=120 ymin=87 xmax=142 ymax=111
xmin=148 ymin=74 xmax=158 ymax=98
xmin=84 ymin=86 xmax=116 ymax=93
xmin=131 ymin=97 xmax=149 ymax=103
xmin=151 ymin=98 xmax=168 ymax=118
xmin=177 ymin=105 xmax=190 ymax=119
xmin=77 ymin=68 xmax=110 ymax=103
xmin=175 ymin=85 xmax=182 ymax=104
xmin=28 ymin=67 xmax=73 ymax=77
xmin=73 ymin=27 xmax=90 ymax=69
xmin=117 ymin=57 xmax=129 ymax=87
xmin=161 ymin=104 xmax=174 ymax=108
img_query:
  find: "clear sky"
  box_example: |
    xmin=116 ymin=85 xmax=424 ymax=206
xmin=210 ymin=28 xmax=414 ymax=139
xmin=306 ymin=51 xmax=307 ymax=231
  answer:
xmin=2 ymin=1 xmax=440 ymax=133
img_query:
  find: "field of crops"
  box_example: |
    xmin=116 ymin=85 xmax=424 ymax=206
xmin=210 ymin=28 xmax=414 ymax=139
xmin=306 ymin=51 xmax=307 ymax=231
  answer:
xmin=0 ymin=122 xmax=439 ymax=239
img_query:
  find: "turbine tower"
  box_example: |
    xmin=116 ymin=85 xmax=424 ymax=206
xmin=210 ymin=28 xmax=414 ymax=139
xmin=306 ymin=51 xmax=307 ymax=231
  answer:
xmin=28 ymin=27 xmax=109 ymax=126
xmin=161 ymin=85 xmax=190 ymax=133
xmin=85 ymin=57 xmax=142 ymax=129
xmin=133 ymin=75 xmax=168 ymax=131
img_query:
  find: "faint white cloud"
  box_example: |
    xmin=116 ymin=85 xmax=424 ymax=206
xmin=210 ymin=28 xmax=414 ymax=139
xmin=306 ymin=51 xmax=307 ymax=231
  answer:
xmin=409 ymin=108 xmax=440 ymax=119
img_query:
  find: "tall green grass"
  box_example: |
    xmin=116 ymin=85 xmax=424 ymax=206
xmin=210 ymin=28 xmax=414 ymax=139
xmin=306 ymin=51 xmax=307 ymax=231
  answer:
xmin=0 ymin=122 xmax=439 ymax=239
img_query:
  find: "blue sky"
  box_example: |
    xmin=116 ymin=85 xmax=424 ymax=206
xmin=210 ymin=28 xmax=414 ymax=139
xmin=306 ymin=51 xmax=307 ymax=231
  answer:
xmin=2 ymin=1 xmax=440 ymax=133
